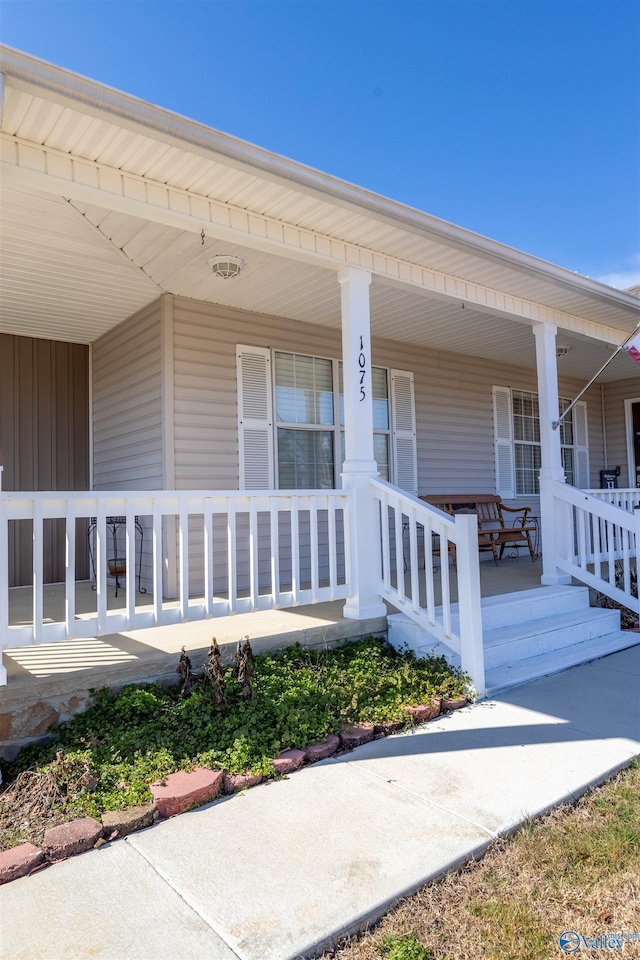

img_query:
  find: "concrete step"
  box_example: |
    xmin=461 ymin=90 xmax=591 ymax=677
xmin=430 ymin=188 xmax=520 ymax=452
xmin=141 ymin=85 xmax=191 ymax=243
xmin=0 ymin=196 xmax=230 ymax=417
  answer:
xmin=475 ymin=585 xmax=590 ymax=630
xmin=387 ymin=587 xmax=590 ymax=651
xmin=386 ymin=584 xmax=631 ymax=695
xmin=485 ymin=631 xmax=639 ymax=695
xmin=482 ymin=606 xmax=621 ymax=669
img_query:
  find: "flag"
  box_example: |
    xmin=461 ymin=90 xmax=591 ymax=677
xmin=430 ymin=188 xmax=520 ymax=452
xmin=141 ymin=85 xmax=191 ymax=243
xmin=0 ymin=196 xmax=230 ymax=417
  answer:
xmin=625 ymin=330 xmax=640 ymax=366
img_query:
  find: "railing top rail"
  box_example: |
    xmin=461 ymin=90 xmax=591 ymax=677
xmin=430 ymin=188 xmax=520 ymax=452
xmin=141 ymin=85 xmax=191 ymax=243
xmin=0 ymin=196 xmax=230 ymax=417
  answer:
xmin=552 ymin=480 xmax=636 ymax=529
xmin=0 ymin=487 xmax=352 ymax=502
xmin=369 ymin=477 xmax=456 ymax=531
xmin=585 ymin=488 xmax=639 ymax=495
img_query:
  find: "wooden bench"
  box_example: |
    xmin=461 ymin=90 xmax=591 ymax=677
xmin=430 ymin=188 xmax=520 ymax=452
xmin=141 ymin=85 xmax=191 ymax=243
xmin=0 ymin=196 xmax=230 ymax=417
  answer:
xmin=420 ymin=494 xmax=537 ymax=565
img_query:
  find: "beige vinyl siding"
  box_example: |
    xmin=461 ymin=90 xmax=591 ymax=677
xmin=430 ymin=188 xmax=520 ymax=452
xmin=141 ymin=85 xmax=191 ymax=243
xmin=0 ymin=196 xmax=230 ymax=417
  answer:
xmin=171 ymin=296 xmax=606 ymax=499
xmin=169 ymin=298 xmax=607 ymax=582
xmin=92 ymin=299 xmax=163 ymax=490
xmin=603 ymin=377 xmax=640 ymax=487
xmin=92 ymin=299 xmax=163 ymax=593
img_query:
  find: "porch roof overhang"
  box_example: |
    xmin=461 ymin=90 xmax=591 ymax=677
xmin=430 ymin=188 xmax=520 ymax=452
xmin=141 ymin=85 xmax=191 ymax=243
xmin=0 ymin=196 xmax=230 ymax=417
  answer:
xmin=1 ymin=45 xmax=639 ymax=383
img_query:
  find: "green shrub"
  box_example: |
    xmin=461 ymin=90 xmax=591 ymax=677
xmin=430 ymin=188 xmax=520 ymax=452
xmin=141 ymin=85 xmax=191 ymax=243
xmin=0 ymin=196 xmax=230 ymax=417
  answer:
xmin=1 ymin=638 xmax=469 ymax=833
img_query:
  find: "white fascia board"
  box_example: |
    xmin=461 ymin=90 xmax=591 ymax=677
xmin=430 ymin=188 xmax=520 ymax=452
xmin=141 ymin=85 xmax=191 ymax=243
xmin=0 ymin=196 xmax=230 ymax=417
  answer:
xmin=2 ymin=44 xmax=639 ymax=323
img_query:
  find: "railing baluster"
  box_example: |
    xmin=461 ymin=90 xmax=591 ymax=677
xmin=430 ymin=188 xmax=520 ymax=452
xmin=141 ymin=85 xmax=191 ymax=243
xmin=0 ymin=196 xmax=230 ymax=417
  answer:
xmin=606 ymin=518 xmax=616 ymax=588
xmin=310 ymin=498 xmax=319 ymax=602
xmin=204 ymin=500 xmax=214 ymax=618
xmin=125 ymin=503 xmax=136 ymax=628
xmin=249 ymin=498 xmax=258 ymax=610
xmin=440 ymin=529 xmax=452 ymax=638
xmin=179 ymin=501 xmax=189 ymax=621
xmin=393 ymin=501 xmax=405 ymax=601
xmin=409 ymin=506 xmax=419 ymax=614
xmin=227 ymin=499 xmax=237 ymax=613
xmin=152 ymin=500 xmax=163 ymax=625
xmin=592 ymin=511 xmax=602 ymax=581
xmin=96 ymin=500 xmax=107 ymax=635
xmin=577 ymin=507 xmax=588 ymax=570
xmin=380 ymin=493 xmax=391 ymax=593
xmin=65 ymin=499 xmax=76 ymax=639
xmin=270 ymin=502 xmax=280 ymax=607
xmin=291 ymin=499 xmax=300 ymax=604
xmin=424 ymin=518 xmax=435 ymax=625
xmin=621 ymin=523 xmax=631 ymax=595
xmin=32 ymin=499 xmax=44 ymax=642
xmin=328 ymin=500 xmax=337 ymax=598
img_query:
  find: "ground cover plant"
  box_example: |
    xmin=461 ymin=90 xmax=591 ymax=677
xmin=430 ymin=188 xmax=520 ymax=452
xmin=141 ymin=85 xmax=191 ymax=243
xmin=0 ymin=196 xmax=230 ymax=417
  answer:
xmin=321 ymin=760 xmax=640 ymax=960
xmin=0 ymin=637 xmax=468 ymax=850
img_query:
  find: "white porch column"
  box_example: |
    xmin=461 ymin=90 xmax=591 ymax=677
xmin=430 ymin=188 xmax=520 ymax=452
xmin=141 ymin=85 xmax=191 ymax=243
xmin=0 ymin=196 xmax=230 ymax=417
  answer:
xmin=533 ymin=322 xmax=572 ymax=585
xmin=339 ymin=267 xmax=387 ymax=620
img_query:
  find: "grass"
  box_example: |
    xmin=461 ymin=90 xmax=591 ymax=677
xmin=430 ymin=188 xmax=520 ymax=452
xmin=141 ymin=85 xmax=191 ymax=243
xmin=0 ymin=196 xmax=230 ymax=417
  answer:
xmin=0 ymin=637 xmax=469 ymax=850
xmin=320 ymin=760 xmax=640 ymax=960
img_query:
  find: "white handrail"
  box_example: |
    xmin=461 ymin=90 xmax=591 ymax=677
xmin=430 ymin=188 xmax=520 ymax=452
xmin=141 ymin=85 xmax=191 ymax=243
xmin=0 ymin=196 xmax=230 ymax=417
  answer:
xmin=551 ymin=481 xmax=638 ymax=614
xmin=370 ymin=478 xmax=485 ymax=695
xmin=585 ymin=488 xmax=640 ymax=512
xmin=0 ymin=488 xmax=352 ymax=680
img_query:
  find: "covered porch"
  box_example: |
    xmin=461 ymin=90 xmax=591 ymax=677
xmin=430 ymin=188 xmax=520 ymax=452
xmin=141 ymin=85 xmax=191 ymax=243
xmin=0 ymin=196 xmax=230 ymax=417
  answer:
xmin=1 ymin=48 xmax=639 ymax=714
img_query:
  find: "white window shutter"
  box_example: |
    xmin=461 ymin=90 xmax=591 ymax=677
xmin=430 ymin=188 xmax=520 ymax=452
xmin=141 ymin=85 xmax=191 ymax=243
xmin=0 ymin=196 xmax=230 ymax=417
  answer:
xmin=391 ymin=369 xmax=418 ymax=494
xmin=573 ymin=401 xmax=590 ymax=489
xmin=236 ymin=346 xmax=274 ymax=490
xmin=492 ymin=386 xmax=515 ymax=499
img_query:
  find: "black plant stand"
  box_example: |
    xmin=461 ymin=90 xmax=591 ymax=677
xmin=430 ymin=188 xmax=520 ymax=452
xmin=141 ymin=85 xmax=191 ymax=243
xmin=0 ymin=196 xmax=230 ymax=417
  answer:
xmin=88 ymin=516 xmax=146 ymax=597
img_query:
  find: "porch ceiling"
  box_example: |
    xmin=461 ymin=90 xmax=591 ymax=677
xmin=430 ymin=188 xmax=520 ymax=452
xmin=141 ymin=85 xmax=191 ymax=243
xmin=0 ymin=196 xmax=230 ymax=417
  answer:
xmin=0 ymin=186 xmax=635 ymax=382
xmin=1 ymin=48 xmax=638 ymax=382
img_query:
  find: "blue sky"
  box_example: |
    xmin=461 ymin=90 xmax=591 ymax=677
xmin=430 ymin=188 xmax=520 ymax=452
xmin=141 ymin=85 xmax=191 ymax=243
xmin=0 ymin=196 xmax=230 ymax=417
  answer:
xmin=1 ymin=0 xmax=639 ymax=288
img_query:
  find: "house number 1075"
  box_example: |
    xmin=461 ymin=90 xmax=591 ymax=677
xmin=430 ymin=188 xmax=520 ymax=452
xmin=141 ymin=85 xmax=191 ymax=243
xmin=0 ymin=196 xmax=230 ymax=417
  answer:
xmin=358 ymin=335 xmax=367 ymax=401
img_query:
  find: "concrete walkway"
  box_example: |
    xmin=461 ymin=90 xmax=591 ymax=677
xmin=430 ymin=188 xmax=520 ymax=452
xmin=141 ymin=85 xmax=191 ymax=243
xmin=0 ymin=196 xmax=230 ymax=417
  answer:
xmin=2 ymin=644 xmax=639 ymax=960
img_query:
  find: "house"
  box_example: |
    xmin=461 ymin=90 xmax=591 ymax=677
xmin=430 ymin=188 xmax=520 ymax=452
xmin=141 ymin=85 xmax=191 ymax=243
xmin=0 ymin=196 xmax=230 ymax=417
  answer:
xmin=1 ymin=46 xmax=639 ymax=697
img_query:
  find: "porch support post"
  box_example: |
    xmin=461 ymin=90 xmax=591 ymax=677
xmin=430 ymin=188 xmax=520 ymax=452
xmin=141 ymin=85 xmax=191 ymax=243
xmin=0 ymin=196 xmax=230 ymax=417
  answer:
xmin=533 ymin=322 xmax=571 ymax=585
xmin=339 ymin=267 xmax=387 ymax=620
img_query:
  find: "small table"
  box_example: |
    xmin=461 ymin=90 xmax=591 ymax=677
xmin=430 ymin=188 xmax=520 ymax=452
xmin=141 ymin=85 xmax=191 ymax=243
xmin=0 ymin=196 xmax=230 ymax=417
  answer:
xmin=87 ymin=516 xmax=146 ymax=597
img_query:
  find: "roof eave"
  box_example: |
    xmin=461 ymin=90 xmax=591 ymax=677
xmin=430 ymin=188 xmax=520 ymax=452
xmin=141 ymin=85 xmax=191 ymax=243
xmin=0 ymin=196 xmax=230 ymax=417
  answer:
xmin=1 ymin=44 xmax=639 ymax=321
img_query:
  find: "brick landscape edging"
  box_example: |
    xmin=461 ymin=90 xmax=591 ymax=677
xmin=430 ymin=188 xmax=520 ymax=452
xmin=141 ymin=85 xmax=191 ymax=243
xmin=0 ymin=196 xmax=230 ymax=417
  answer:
xmin=0 ymin=697 xmax=468 ymax=884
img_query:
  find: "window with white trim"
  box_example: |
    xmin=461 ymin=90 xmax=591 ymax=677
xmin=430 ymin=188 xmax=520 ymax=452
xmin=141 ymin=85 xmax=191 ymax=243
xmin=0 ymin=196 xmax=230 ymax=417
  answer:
xmin=237 ymin=346 xmax=417 ymax=491
xmin=493 ymin=386 xmax=589 ymax=497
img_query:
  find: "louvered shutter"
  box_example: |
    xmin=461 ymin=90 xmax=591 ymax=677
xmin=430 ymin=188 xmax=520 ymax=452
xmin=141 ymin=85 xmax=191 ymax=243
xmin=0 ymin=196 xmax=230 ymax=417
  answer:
xmin=492 ymin=386 xmax=515 ymax=498
xmin=236 ymin=346 xmax=274 ymax=490
xmin=573 ymin=401 xmax=590 ymax=489
xmin=391 ymin=370 xmax=417 ymax=494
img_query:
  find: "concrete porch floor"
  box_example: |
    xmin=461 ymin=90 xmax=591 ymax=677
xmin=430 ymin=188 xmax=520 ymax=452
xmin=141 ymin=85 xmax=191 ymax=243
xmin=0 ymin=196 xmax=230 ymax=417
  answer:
xmin=2 ymin=557 xmax=542 ymax=700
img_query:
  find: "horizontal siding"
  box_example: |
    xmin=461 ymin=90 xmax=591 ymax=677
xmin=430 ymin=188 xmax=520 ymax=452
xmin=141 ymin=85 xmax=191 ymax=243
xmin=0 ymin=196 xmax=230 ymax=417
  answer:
xmin=604 ymin=377 xmax=640 ymax=488
xmin=92 ymin=299 xmax=163 ymax=491
xmin=171 ymin=296 xmax=605 ymax=505
xmin=92 ymin=299 xmax=162 ymax=592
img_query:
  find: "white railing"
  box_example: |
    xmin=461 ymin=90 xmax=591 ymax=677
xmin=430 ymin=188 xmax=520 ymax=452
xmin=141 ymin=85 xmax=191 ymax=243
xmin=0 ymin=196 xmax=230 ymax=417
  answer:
xmin=586 ymin=488 xmax=640 ymax=512
xmin=370 ymin=478 xmax=485 ymax=695
xmin=0 ymin=489 xmax=351 ymax=670
xmin=551 ymin=481 xmax=639 ymax=614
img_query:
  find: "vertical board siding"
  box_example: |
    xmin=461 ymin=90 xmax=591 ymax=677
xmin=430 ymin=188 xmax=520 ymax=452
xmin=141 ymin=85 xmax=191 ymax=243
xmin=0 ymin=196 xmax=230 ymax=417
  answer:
xmin=0 ymin=334 xmax=89 ymax=586
xmin=604 ymin=377 xmax=640 ymax=488
xmin=92 ymin=299 xmax=163 ymax=591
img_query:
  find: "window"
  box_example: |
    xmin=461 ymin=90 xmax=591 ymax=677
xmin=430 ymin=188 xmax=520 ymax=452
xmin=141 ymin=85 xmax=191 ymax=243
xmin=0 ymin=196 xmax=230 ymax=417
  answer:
xmin=493 ymin=386 xmax=589 ymax=498
xmin=237 ymin=346 xmax=417 ymax=492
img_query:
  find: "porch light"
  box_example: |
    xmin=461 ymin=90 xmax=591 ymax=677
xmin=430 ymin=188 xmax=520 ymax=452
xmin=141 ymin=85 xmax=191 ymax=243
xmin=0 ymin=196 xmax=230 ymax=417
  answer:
xmin=556 ymin=345 xmax=570 ymax=359
xmin=208 ymin=256 xmax=245 ymax=279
